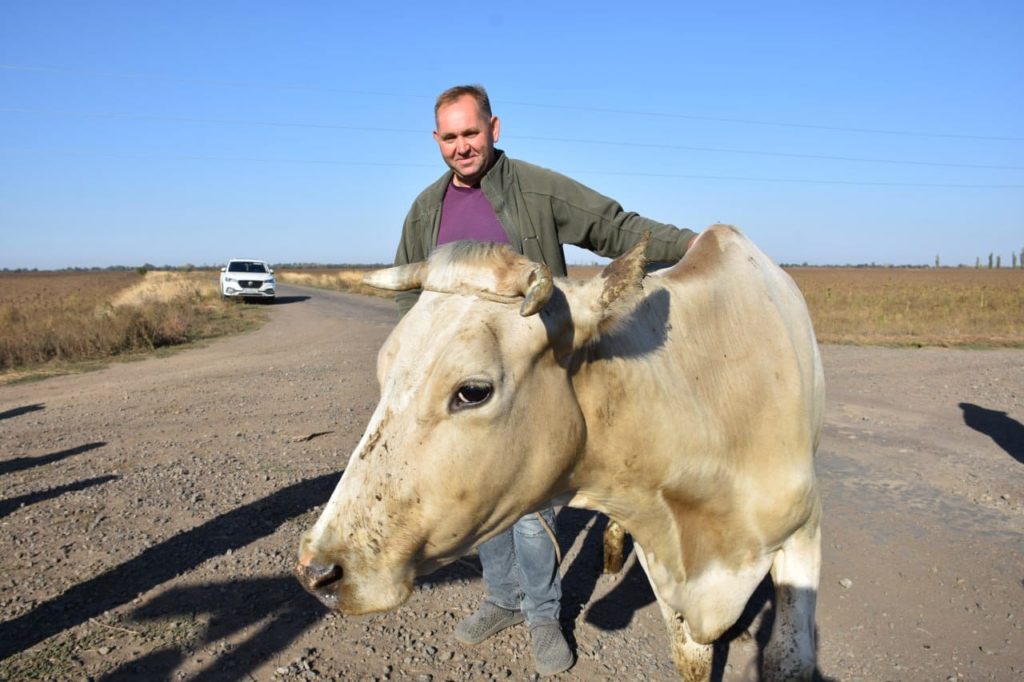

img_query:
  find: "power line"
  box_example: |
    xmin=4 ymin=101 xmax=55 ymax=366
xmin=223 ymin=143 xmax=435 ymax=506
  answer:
xmin=0 ymin=107 xmax=426 ymax=136
xmin=504 ymin=100 xmax=1024 ymax=143
xmin=0 ymin=64 xmax=429 ymax=101
xmin=515 ymin=133 xmax=1024 ymax=171
xmin=3 ymin=63 xmax=1022 ymax=143
xmin=2 ymin=107 xmax=1020 ymax=172
xmin=2 ymin=147 xmax=1020 ymax=189
xmin=0 ymin=146 xmax=436 ymax=169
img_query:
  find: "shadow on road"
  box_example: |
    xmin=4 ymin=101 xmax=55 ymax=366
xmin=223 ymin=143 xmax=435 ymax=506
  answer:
xmin=0 ymin=403 xmax=45 ymax=421
xmin=0 ymin=475 xmax=119 ymax=520
xmin=268 ymin=295 xmax=310 ymax=305
xmin=0 ymin=471 xmax=341 ymax=662
xmin=560 ymin=509 xmax=646 ymax=636
xmin=0 ymin=441 xmax=106 ymax=477
xmin=959 ymin=402 xmax=1024 ymax=464
xmin=2 ymin=478 xmax=836 ymax=680
xmin=99 ymin=575 xmax=326 ymax=681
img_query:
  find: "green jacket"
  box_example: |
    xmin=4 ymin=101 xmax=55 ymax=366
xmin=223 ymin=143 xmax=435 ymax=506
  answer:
xmin=394 ymin=150 xmax=696 ymax=313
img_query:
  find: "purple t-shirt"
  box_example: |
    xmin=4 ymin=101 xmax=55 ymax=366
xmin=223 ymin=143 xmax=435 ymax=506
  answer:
xmin=437 ymin=184 xmax=509 ymax=246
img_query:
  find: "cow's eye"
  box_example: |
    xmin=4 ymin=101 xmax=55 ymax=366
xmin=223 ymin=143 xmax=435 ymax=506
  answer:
xmin=451 ymin=382 xmax=493 ymax=411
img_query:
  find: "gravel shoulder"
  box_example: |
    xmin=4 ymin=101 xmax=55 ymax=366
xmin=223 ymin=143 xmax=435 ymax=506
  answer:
xmin=0 ymin=284 xmax=1021 ymax=681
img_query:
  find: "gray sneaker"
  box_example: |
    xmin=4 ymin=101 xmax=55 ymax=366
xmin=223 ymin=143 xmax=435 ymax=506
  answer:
xmin=530 ymin=622 xmax=574 ymax=676
xmin=454 ymin=602 xmax=525 ymax=645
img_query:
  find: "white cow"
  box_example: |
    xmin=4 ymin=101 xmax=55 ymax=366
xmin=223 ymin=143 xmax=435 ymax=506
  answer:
xmin=296 ymin=225 xmax=825 ymax=680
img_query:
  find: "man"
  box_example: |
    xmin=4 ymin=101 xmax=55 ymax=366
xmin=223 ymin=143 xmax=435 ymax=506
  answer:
xmin=393 ymin=84 xmax=698 ymax=677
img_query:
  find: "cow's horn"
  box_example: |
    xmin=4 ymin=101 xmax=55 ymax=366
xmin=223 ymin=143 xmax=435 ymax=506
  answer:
xmin=362 ymin=262 xmax=426 ymax=291
xmin=518 ymin=263 xmax=553 ymax=317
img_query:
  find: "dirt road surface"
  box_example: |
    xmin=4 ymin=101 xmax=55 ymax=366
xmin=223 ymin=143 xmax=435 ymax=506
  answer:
xmin=1 ymin=284 xmax=1021 ymax=681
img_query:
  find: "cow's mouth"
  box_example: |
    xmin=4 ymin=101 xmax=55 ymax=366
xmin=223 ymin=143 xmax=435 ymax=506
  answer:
xmin=294 ymin=556 xmax=343 ymax=609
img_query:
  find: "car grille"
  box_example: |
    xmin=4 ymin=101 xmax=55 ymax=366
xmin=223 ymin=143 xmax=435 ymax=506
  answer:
xmin=240 ymin=280 xmax=263 ymax=289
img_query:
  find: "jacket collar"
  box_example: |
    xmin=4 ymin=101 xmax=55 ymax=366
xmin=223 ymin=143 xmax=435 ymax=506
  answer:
xmin=428 ymin=149 xmax=509 ymax=200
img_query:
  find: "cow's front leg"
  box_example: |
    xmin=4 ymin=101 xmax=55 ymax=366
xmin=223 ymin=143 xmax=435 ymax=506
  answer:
xmin=764 ymin=520 xmax=820 ymax=681
xmin=663 ymin=610 xmax=713 ymax=682
xmin=634 ymin=544 xmax=712 ymax=682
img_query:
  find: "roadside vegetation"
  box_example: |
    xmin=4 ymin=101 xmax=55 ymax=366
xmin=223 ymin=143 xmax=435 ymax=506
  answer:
xmin=284 ymin=264 xmax=1023 ymax=348
xmin=0 ymin=270 xmax=262 ymax=379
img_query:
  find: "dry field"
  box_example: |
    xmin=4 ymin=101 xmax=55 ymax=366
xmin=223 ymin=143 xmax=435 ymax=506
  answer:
xmin=4 ymin=263 xmax=1019 ymax=380
xmin=788 ymin=267 xmax=1024 ymax=347
xmin=284 ymin=264 xmax=1024 ymax=348
xmin=0 ymin=270 xmax=260 ymax=378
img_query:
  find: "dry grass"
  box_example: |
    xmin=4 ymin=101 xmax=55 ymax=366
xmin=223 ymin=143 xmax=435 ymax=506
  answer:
xmin=278 ymin=264 xmax=1024 ymax=348
xmin=109 ymin=270 xmax=213 ymax=307
xmin=0 ymin=270 xmax=260 ymax=376
xmin=788 ymin=268 xmax=1024 ymax=347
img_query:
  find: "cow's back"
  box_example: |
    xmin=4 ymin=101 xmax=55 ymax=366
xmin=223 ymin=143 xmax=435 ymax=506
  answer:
xmin=662 ymin=224 xmax=825 ymax=459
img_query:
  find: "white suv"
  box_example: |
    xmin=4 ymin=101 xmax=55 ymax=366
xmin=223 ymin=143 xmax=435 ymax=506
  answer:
xmin=220 ymin=259 xmax=276 ymax=301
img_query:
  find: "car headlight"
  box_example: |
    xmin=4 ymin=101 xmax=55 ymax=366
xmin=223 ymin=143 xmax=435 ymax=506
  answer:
xmin=265 ymin=278 xmax=275 ymax=286
xmin=224 ymin=276 xmax=236 ymax=283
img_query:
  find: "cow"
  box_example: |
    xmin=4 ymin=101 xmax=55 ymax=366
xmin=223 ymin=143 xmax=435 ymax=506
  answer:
xmin=296 ymin=224 xmax=825 ymax=681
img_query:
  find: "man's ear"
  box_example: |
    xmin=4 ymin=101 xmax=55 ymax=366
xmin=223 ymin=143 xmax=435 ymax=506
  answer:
xmin=491 ymin=116 xmax=501 ymax=143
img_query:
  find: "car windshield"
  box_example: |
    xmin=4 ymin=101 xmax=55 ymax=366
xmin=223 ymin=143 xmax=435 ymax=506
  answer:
xmin=228 ymin=261 xmax=268 ymax=273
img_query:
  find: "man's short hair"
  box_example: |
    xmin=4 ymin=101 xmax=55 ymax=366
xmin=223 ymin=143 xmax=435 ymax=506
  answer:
xmin=435 ymin=84 xmax=492 ymax=121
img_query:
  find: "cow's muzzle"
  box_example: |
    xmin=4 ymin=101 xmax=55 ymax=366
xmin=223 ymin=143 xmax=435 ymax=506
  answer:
xmin=294 ymin=554 xmax=343 ymax=609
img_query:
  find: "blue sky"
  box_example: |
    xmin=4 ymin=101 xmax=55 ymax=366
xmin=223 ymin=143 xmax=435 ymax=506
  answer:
xmin=1 ymin=1 xmax=1021 ymax=269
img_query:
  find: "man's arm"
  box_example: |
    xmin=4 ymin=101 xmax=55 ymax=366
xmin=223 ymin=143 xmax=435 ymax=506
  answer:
xmin=545 ymin=172 xmax=697 ymax=261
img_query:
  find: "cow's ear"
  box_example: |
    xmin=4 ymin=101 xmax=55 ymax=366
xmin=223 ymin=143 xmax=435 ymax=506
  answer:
xmin=570 ymin=234 xmax=649 ymax=346
xmin=363 ymin=262 xmax=426 ymax=291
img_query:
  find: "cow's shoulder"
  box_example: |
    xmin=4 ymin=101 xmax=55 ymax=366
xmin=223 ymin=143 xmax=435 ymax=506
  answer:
xmin=662 ymin=224 xmax=758 ymax=283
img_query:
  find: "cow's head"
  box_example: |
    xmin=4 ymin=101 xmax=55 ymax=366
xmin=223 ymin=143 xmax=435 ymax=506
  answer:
xmin=295 ymin=237 xmax=649 ymax=614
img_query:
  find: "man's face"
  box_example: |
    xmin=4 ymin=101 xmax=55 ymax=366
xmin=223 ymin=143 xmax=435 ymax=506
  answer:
xmin=433 ymin=95 xmax=501 ymax=187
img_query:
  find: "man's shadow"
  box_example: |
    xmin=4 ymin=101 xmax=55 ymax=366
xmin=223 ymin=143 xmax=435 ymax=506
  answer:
xmin=960 ymin=402 xmax=1024 ymax=464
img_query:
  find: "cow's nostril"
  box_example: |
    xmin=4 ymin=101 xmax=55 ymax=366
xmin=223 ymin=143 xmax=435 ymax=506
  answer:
xmin=299 ymin=559 xmax=343 ymax=589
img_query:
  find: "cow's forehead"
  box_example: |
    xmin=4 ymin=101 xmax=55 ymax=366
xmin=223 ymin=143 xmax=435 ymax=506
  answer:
xmin=384 ymin=293 xmax=533 ymax=374
xmin=407 ymin=292 xmax=525 ymax=341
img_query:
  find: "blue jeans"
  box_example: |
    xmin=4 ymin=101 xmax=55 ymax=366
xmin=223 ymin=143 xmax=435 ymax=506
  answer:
xmin=479 ymin=507 xmax=561 ymax=627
